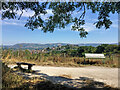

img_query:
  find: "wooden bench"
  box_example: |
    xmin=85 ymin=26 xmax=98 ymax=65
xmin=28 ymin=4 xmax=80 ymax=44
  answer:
xmin=16 ymin=62 xmax=35 ymax=70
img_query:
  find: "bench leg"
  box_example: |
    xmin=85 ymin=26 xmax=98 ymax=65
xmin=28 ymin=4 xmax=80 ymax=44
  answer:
xmin=28 ymin=65 xmax=32 ymax=70
xmin=17 ymin=64 xmax=22 ymax=69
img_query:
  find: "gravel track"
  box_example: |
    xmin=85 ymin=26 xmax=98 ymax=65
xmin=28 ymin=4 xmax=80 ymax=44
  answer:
xmin=8 ymin=65 xmax=118 ymax=88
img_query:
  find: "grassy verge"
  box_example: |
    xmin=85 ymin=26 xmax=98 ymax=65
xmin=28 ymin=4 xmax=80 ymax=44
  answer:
xmin=2 ymin=55 xmax=119 ymax=68
xmin=2 ymin=63 xmax=25 ymax=88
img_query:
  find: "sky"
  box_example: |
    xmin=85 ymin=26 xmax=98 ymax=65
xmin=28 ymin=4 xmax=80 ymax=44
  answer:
xmin=1 ymin=5 xmax=118 ymax=45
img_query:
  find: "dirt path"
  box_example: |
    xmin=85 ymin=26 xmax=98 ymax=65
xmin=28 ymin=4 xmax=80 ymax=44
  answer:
xmin=8 ymin=65 xmax=118 ymax=88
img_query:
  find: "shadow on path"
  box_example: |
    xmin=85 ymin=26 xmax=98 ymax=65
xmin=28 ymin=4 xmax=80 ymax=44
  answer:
xmin=10 ymin=66 xmax=118 ymax=90
xmin=16 ymin=69 xmax=118 ymax=90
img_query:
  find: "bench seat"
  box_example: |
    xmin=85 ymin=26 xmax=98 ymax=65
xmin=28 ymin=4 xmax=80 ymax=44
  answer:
xmin=16 ymin=62 xmax=35 ymax=70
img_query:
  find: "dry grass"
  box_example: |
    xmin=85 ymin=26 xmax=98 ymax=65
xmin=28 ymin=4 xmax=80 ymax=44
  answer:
xmin=2 ymin=62 xmax=74 ymax=89
xmin=2 ymin=63 xmax=25 ymax=88
xmin=2 ymin=54 xmax=119 ymax=68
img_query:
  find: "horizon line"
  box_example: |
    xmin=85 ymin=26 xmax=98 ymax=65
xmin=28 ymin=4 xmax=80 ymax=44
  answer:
xmin=2 ymin=42 xmax=118 ymax=46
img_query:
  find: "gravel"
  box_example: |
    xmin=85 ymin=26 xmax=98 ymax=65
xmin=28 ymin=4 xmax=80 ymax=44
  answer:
xmin=8 ymin=65 xmax=118 ymax=88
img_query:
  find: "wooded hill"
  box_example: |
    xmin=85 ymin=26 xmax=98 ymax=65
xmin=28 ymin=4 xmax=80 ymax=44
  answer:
xmin=1 ymin=43 xmax=118 ymax=50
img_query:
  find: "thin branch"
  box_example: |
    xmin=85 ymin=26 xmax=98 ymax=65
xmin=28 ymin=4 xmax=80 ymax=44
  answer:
xmin=79 ymin=3 xmax=86 ymax=20
xmin=18 ymin=9 xmax=23 ymax=20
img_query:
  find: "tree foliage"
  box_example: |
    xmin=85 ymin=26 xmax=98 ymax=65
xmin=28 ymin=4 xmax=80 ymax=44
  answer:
xmin=2 ymin=44 xmax=119 ymax=60
xmin=1 ymin=2 xmax=120 ymax=37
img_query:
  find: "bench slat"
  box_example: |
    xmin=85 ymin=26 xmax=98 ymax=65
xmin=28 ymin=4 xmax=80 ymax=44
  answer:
xmin=16 ymin=62 xmax=35 ymax=66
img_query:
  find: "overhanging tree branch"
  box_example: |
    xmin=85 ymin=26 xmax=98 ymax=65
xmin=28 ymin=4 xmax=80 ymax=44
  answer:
xmin=1 ymin=2 xmax=120 ymax=38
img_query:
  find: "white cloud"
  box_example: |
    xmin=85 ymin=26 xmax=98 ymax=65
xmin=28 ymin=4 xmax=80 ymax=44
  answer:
xmin=111 ymin=20 xmax=118 ymax=28
xmin=83 ymin=23 xmax=96 ymax=32
xmin=83 ymin=19 xmax=118 ymax=32
xmin=17 ymin=9 xmax=35 ymax=17
xmin=111 ymin=24 xmax=118 ymax=28
xmin=2 ymin=9 xmax=54 ymax=27
xmin=56 ymin=22 xmax=97 ymax=32
xmin=17 ymin=9 xmax=53 ymax=20
xmin=40 ymin=9 xmax=53 ymax=20
xmin=46 ymin=9 xmax=53 ymax=15
xmin=3 ymin=21 xmax=18 ymax=25
xmin=2 ymin=19 xmax=25 ymax=26
xmin=70 ymin=22 xmax=96 ymax=32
